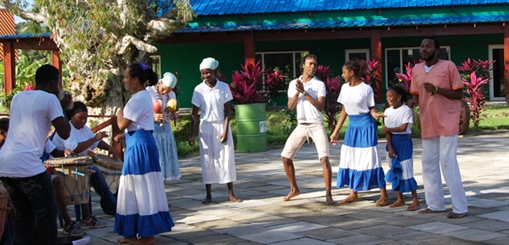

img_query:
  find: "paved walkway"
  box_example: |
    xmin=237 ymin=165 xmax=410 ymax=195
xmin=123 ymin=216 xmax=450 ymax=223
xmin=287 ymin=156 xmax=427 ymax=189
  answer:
xmin=69 ymin=131 xmax=509 ymax=245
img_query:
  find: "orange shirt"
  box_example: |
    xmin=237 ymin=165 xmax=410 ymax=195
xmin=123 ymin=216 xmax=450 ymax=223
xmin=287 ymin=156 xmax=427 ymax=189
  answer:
xmin=410 ymin=60 xmax=464 ymax=138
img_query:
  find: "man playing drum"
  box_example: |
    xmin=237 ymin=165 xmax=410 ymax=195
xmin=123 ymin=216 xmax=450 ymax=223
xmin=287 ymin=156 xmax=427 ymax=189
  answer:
xmin=0 ymin=64 xmax=71 ymax=244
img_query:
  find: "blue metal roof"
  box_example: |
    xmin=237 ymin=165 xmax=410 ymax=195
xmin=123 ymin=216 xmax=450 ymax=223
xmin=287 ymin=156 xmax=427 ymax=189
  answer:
xmin=0 ymin=33 xmax=51 ymax=39
xmin=178 ymin=13 xmax=509 ymax=33
xmin=190 ymin=0 xmax=509 ymax=15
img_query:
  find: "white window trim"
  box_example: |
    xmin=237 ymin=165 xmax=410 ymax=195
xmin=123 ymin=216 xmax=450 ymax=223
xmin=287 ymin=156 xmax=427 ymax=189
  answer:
xmin=150 ymin=54 xmax=162 ymax=79
xmin=256 ymin=50 xmax=308 ymax=78
xmin=384 ymin=46 xmax=451 ymax=89
xmin=488 ymin=44 xmax=505 ymax=101
xmin=345 ymin=49 xmax=370 ymax=62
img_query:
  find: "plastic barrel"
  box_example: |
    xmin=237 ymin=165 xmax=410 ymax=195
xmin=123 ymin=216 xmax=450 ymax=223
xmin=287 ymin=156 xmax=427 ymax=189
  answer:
xmin=236 ymin=103 xmax=267 ymax=152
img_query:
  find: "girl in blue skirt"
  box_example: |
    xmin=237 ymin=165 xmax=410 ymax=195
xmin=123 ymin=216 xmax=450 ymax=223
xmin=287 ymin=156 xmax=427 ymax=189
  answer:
xmin=330 ymin=60 xmax=388 ymax=206
xmin=382 ymin=85 xmax=420 ymax=211
xmin=114 ymin=62 xmax=174 ymax=245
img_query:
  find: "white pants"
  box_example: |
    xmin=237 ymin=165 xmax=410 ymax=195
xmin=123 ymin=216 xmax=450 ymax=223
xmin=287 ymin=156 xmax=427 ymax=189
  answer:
xmin=422 ymin=135 xmax=468 ymax=214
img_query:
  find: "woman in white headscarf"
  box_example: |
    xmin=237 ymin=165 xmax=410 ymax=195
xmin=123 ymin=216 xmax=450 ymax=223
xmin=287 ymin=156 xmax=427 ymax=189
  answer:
xmin=146 ymin=72 xmax=181 ymax=182
xmin=189 ymin=57 xmax=242 ymax=204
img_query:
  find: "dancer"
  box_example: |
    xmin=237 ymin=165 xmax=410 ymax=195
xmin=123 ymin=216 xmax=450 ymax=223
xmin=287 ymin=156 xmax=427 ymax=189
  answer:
xmin=330 ymin=60 xmax=388 ymax=206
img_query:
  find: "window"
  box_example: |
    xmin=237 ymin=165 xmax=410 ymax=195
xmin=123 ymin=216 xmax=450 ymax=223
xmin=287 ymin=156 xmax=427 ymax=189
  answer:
xmin=150 ymin=55 xmax=161 ymax=79
xmin=256 ymin=51 xmax=309 ymax=79
xmin=345 ymin=49 xmax=370 ymax=62
xmin=385 ymin=47 xmax=450 ymax=88
xmin=489 ymin=45 xmax=505 ymax=100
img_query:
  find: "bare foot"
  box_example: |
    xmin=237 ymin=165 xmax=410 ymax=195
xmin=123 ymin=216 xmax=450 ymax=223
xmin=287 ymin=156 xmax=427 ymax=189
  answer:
xmin=325 ymin=195 xmax=335 ymax=205
xmin=337 ymin=195 xmax=359 ymax=204
xmin=388 ymin=200 xmax=406 ymax=208
xmin=407 ymin=203 xmax=421 ymax=211
xmin=375 ymin=196 xmax=390 ymax=206
xmin=117 ymin=237 xmax=135 ymax=244
xmin=202 ymin=197 xmax=212 ymax=205
xmin=132 ymin=236 xmax=156 ymax=245
xmin=229 ymin=195 xmax=242 ymax=203
xmin=283 ymin=189 xmax=300 ymax=201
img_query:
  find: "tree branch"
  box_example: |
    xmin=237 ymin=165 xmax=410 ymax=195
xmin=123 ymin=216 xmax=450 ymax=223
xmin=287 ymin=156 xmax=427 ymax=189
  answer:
xmin=116 ymin=35 xmax=157 ymax=55
xmin=0 ymin=0 xmax=47 ymax=23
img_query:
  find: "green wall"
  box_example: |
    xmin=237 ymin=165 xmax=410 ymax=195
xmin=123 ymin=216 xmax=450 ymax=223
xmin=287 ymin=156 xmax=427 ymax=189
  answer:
xmin=157 ymin=33 xmax=503 ymax=108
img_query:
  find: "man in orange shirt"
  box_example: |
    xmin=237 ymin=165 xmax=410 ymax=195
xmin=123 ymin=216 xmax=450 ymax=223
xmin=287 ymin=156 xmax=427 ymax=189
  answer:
xmin=410 ymin=37 xmax=468 ymax=218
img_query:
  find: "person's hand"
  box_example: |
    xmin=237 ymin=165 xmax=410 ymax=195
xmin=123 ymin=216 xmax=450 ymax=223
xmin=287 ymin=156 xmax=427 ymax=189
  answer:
xmin=220 ymin=132 xmax=227 ymax=143
xmin=296 ymin=79 xmax=305 ymax=94
xmin=59 ymin=90 xmax=73 ymax=111
xmin=109 ymin=148 xmax=121 ymax=161
xmin=64 ymin=149 xmax=73 ymax=157
xmin=388 ymin=148 xmax=396 ymax=159
xmin=188 ymin=136 xmax=195 ymax=146
xmin=114 ymin=133 xmax=125 ymax=143
xmin=382 ymin=126 xmax=390 ymax=135
xmin=423 ymin=82 xmax=437 ymax=94
xmin=372 ymin=112 xmax=384 ymax=120
xmin=170 ymin=112 xmax=178 ymax=121
xmin=330 ymin=132 xmax=339 ymax=146
xmin=94 ymin=131 xmax=108 ymax=141
xmin=154 ymin=113 xmax=164 ymax=121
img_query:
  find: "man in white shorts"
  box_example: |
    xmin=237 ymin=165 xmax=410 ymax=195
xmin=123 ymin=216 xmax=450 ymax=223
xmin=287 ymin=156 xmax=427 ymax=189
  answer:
xmin=281 ymin=54 xmax=334 ymax=205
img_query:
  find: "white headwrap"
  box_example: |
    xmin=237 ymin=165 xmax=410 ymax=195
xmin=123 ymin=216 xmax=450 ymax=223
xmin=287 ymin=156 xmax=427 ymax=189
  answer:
xmin=199 ymin=57 xmax=219 ymax=71
xmin=161 ymin=72 xmax=177 ymax=88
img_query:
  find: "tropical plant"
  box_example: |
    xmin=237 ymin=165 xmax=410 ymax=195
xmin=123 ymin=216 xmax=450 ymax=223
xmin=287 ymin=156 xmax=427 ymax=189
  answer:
xmin=264 ymin=66 xmax=288 ymax=108
xmin=315 ymin=65 xmax=343 ymax=132
xmin=458 ymin=58 xmax=495 ymax=129
xmin=228 ymin=60 xmax=267 ymax=104
xmin=394 ymin=61 xmax=424 ymax=91
xmin=360 ymin=59 xmax=381 ymax=86
xmin=0 ymin=0 xmax=195 ymax=114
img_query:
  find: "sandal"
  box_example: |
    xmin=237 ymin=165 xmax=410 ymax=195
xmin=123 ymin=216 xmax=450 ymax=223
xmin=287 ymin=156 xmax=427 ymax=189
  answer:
xmin=417 ymin=208 xmax=446 ymax=214
xmin=447 ymin=212 xmax=468 ymax=218
xmin=79 ymin=216 xmax=108 ymax=229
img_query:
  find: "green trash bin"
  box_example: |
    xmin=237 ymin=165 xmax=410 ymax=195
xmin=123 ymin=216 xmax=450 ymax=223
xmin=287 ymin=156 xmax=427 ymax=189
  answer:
xmin=235 ymin=103 xmax=267 ymax=152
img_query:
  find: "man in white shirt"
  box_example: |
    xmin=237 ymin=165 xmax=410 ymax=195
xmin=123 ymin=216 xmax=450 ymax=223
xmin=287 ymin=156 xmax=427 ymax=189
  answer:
xmin=0 ymin=65 xmax=71 ymax=244
xmin=281 ymin=54 xmax=334 ymax=205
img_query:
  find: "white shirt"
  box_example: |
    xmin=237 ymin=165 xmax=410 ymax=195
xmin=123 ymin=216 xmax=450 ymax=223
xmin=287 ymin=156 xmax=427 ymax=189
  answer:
xmin=384 ymin=104 xmax=413 ymax=135
xmin=337 ymin=82 xmax=375 ymax=115
xmin=287 ymin=76 xmax=326 ymax=123
xmin=52 ymin=124 xmax=99 ymax=157
xmin=191 ymin=79 xmax=232 ymax=122
xmin=123 ymin=90 xmax=154 ymax=131
xmin=0 ymin=90 xmax=65 ymax=178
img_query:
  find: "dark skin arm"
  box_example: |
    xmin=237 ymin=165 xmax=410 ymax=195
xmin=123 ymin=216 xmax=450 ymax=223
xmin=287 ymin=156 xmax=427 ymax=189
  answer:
xmin=52 ymin=117 xmax=70 ymax=140
xmin=423 ymin=82 xmax=463 ymax=100
xmin=73 ymin=131 xmax=108 ymax=154
xmin=188 ymin=106 xmax=199 ymax=146
xmin=330 ymin=106 xmax=347 ymax=145
xmin=220 ymin=102 xmax=231 ymax=143
xmin=383 ymin=122 xmax=409 ymax=159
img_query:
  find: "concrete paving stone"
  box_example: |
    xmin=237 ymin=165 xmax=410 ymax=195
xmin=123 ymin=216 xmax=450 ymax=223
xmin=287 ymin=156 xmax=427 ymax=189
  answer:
xmin=390 ymin=231 xmax=449 ymax=244
xmin=467 ymin=198 xmax=509 ymax=208
xmin=238 ymin=215 xmax=299 ymax=228
xmin=484 ymin=236 xmax=509 ymax=245
xmin=185 ymin=233 xmax=246 ymax=245
xmin=379 ymin=215 xmax=433 ymax=227
xmin=163 ymin=228 xmax=218 ymax=241
xmin=297 ymin=227 xmax=357 ymax=240
xmin=356 ymin=225 xmax=414 ymax=237
xmin=493 ymin=204 xmax=509 ymax=211
xmin=270 ymin=237 xmax=337 ymax=245
xmin=408 ymin=221 xmax=468 ymax=234
xmin=266 ymin=221 xmax=327 ymax=233
xmin=478 ymin=210 xmax=509 ymax=222
xmin=444 ymin=228 xmax=507 ymax=242
xmin=177 ymin=213 xmax=223 ymax=225
xmin=421 ymin=237 xmax=489 ymax=245
xmin=193 ymin=218 xmax=243 ymax=230
xmin=462 ymin=219 xmax=509 ymax=232
xmin=343 ymin=209 xmax=393 ymax=220
xmin=329 ymin=217 xmax=387 ymax=230
xmin=329 ymin=234 xmax=396 ymax=245
xmin=474 ymin=192 xmax=509 ymax=201
xmin=215 ymin=224 xmax=270 ymax=237
xmin=239 ymin=230 xmax=303 ymax=244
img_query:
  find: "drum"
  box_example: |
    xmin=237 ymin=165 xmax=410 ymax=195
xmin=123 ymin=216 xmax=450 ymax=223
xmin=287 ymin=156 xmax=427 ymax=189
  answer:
xmin=459 ymin=99 xmax=471 ymax=135
xmin=0 ymin=184 xmax=10 ymax=238
xmin=93 ymin=154 xmax=124 ymax=193
xmin=44 ymin=156 xmax=92 ymax=206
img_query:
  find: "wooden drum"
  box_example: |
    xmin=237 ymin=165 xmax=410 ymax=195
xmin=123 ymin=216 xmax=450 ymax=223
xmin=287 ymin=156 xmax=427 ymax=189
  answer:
xmin=44 ymin=156 xmax=92 ymax=206
xmin=459 ymin=99 xmax=471 ymax=135
xmin=0 ymin=184 xmax=10 ymax=238
xmin=93 ymin=154 xmax=124 ymax=193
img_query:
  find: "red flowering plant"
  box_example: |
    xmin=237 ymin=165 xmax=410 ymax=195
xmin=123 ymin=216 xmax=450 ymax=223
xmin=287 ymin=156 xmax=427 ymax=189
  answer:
xmin=458 ymin=58 xmax=495 ymax=129
xmin=360 ymin=59 xmax=381 ymax=86
xmin=315 ymin=65 xmax=343 ymax=132
xmin=228 ymin=60 xmax=267 ymax=104
xmin=264 ymin=67 xmax=288 ymax=109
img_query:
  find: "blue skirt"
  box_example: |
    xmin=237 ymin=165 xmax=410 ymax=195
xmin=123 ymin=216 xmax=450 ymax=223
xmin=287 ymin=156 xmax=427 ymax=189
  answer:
xmin=114 ymin=130 xmax=174 ymax=238
xmin=337 ymin=113 xmax=386 ymax=191
xmin=385 ymin=134 xmax=418 ymax=193
xmin=153 ymin=122 xmax=181 ymax=181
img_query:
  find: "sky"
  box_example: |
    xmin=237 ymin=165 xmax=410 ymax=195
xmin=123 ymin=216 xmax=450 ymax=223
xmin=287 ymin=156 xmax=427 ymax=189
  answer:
xmin=1 ymin=0 xmax=33 ymax=23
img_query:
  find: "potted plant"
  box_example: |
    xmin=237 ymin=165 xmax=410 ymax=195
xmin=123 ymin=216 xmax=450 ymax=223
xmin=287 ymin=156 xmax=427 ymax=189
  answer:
xmin=228 ymin=60 xmax=268 ymax=153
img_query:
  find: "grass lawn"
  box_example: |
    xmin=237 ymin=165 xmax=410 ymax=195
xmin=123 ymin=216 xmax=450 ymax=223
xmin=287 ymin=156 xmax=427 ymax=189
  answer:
xmin=173 ymin=103 xmax=508 ymax=158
